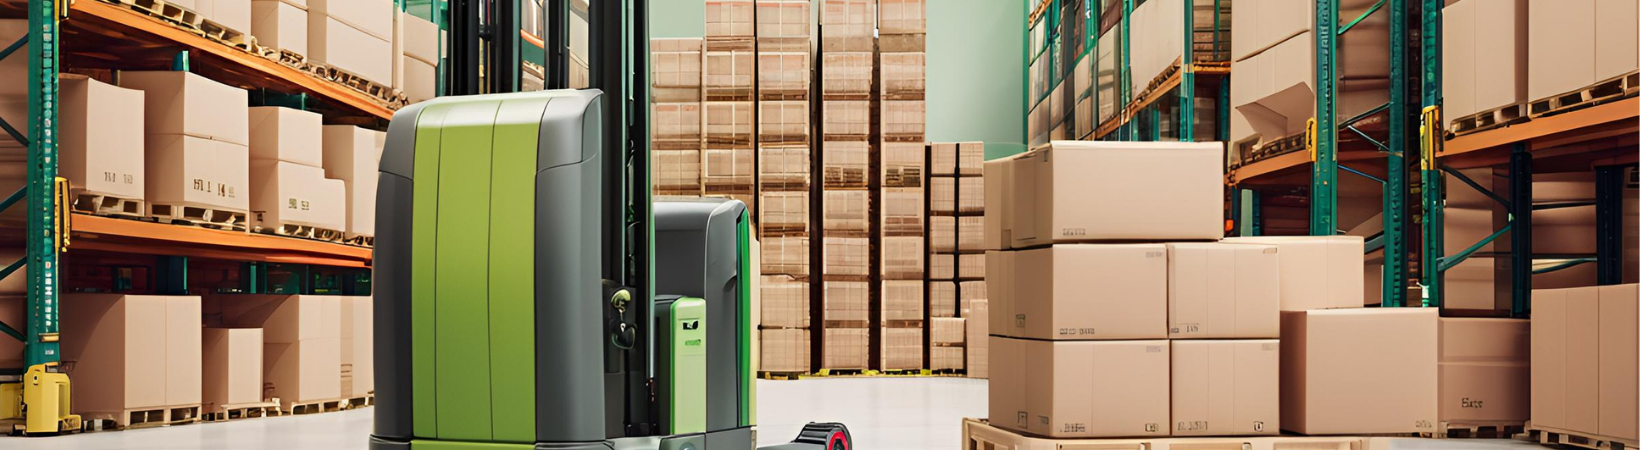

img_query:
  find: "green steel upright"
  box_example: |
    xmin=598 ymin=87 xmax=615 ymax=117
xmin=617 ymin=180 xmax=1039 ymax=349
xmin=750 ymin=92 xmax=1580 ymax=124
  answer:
xmin=1179 ymin=0 xmax=1194 ymax=142
xmin=1380 ymin=0 xmax=1408 ymax=307
xmin=1420 ymin=0 xmax=1444 ymax=307
xmin=1311 ymin=0 xmax=1339 ymax=236
xmin=25 ymin=0 xmax=61 ymax=369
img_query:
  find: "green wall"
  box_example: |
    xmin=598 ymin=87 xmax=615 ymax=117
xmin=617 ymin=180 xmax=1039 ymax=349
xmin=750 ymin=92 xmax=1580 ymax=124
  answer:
xmin=649 ymin=0 xmax=1026 ymax=159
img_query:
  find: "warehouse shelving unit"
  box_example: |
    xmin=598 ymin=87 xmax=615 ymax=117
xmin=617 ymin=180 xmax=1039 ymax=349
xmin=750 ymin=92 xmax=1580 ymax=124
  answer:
xmin=1224 ymin=0 xmax=1417 ymax=308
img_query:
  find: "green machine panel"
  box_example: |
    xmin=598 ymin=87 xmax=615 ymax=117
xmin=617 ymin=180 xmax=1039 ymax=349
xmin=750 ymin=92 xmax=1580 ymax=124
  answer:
xmin=656 ymin=296 xmax=707 ymax=435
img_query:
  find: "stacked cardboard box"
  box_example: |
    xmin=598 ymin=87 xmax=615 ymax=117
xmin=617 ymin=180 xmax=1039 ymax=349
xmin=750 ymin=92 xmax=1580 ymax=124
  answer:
xmin=395 ymin=12 xmax=440 ymax=104
xmin=196 ymin=0 xmax=252 ymax=40
xmin=1228 ymin=0 xmax=1389 ymax=160
xmin=872 ymin=0 xmax=924 ymax=371
xmin=60 ymin=295 xmax=204 ymax=423
xmin=45 ymin=75 xmax=148 ymax=217
xmin=248 ymin=107 xmax=347 ymax=235
xmin=214 ymin=294 xmax=343 ymax=411
xmin=1525 ymin=0 xmax=1637 ymax=110
xmin=308 ymin=0 xmax=395 ymax=86
xmin=321 ymin=126 xmax=387 ymax=241
xmin=203 ymin=328 xmax=263 ymax=412
xmin=816 ymin=0 xmax=876 ymax=371
xmin=753 ymin=0 xmax=814 ymax=375
xmin=652 ymin=38 xmax=706 ymax=196
xmin=703 ymin=13 xmax=757 ymax=209
xmin=927 ymin=142 xmax=985 ymax=373
xmin=251 ymin=0 xmax=308 ymax=55
xmin=120 ymin=71 xmax=252 ymax=225
xmin=340 ymin=296 xmax=373 ymax=399
xmin=1531 ymin=284 xmax=1638 ymax=444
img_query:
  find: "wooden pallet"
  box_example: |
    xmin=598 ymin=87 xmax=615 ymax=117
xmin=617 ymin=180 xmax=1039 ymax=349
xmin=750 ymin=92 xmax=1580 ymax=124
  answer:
xmin=150 ymin=203 xmax=249 ymax=232
xmin=343 ymin=394 xmax=376 ymax=410
xmin=199 ymin=19 xmax=254 ymax=52
xmin=1529 ymin=71 xmax=1640 ymax=118
xmin=71 ymin=192 xmax=145 ymax=218
xmin=202 ymin=402 xmax=284 ymax=422
xmin=315 ymin=65 xmax=407 ymax=108
xmin=1433 ymin=421 xmax=1524 ymax=439
xmin=255 ymin=222 xmax=346 ymax=243
xmin=1449 ymin=103 xmax=1528 ymax=136
xmin=1529 ymin=423 xmax=1639 ymax=450
xmin=285 ymin=398 xmax=346 ymax=415
xmin=97 ymin=0 xmax=204 ymax=31
xmin=757 ymin=371 xmax=809 ymax=381
xmin=343 ymin=233 xmax=375 ymax=247
xmin=82 ymin=404 xmax=202 ymax=430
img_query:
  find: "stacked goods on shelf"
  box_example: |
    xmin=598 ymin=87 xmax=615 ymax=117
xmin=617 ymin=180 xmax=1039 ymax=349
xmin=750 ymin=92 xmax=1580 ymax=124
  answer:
xmin=1531 ymin=284 xmax=1638 ymax=446
xmin=121 ymin=71 xmax=252 ymax=230
xmin=927 ymin=142 xmax=985 ymax=373
xmin=60 ymin=295 xmax=204 ymax=426
xmin=876 ymin=0 xmax=925 ymax=371
xmin=395 ymin=12 xmax=440 ymax=104
xmin=1128 ymin=0 xmax=1231 ymax=95
xmin=58 ymin=75 xmax=149 ymax=217
xmin=1440 ymin=0 xmax=1527 ymax=134
xmin=203 ymin=328 xmax=264 ymax=414
xmin=251 ymin=0 xmax=309 ymax=55
xmin=248 ymin=107 xmax=348 ymax=239
xmin=704 ymin=1 xmax=757 ymax=209
xmin=212 ymin=294 xmax=343 ymax=411
xmin=1228 ymin=0 xmax=1389 ymax=162
xmin=985 ymin=141 xmax=1223 ymax=439
xmin=307 ymin=0 xmax=395 ymax=86
xmin=1524 ymin=0 xmax=1637 ymax=117
xmin=321 ymin=126 xmax=388 ymax=244
xmin=652 ymin=38 xmax=706 ymax=196
xmin=755 ymin=0 xmax=814 ymax=375
xmin=1093 ymin=16 xmax=1121 ymax=131
xmin=817 ymin=0 xmax=876 ymax=372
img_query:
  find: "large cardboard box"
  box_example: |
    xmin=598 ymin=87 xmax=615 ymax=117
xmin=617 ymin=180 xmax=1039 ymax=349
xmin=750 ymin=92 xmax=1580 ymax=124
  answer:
xmin=965 ymin=298 xmax=989 ymax=379
xmin=204 ymin=0 xmax=252 ymax=35
xmin=1537 ymin=285 xmax=1640 ymax=440
xmin=821 ymin=53 xmax=873 ymax=97
xmin=761 ymin=329 xmax=811 ymax=373
xmin=121 ymin=71 xmax=250 ymax=146
xmin=310 ymin=16 xmax=393 ymax=85
xmin=1441 ymin=0 xmax=1527 ymax=126
xmin=1598 ymin=284 xmax=1638 ymax=440
xmin=400 ymin=12 xmax=439 ymax=65
xmin=251 ymin=0 xmax=306 ymax=55
xmin=60 ymin=75 xmax=146 ymax=201
xmin=878 ymin=327 xmax=922 ymax=370
xmin=1280 ymin=308 xmax=1438 ymax=435
xmin=321 ymin=126 xmax=384 ymax=236
xmin=401 ymin=56 xmax=437 ymax=104
xmin=990 ymin=337 xmax=1171 ymax=438
xmin=822 ymin=280 xmax=868 ymax=323
xmin=1172 ymin=340 xmax=1280 ymax=436
xmin=705 ymin=0 xmax=755 ymax=39
xmin=761 ymin=236 xmax=808 ymax=276
xmin=215 ymin=295 xmax=342 ymax=407
xmin=1168 ymin=243 xmax=1280 ymax=339
xmin=61 ymin=295 xmax=203 ymax=414
xmin=340 ymin=296 xmax=373 ymax=398
xmin=1525 ymin=0 xmax=1594 ymax=101
xmin=250 ymin=160 xmax=347 ymax=232
xmin=984 ymin=142 xmax=1223 ymax=247
xmin=203 ymin=328 xmax=264 ymax=408
xmin=989 ymin=245 xmax=1168 ymax=340
xmin=760 ymin=276 xmax=810 ymax=328
xmin=1224 ymin=236 xmax=1364 ymax=311
xmin=307 ymin=0 xmax=392 ymax=40
xmin=1594 ymin=0 xmax=1639 ymax=82
xmin=881 ymin=279 xmax=923 ymax=321
xmin=146 ymin=134 xmax=251 ymax=213
xmin=249 ymin=107 xmax=323 ymax=167
xmin=1438 ymin=318 xmax=1528 ymax=426
xmin=822 ymin=328 xmax=868 ymax=370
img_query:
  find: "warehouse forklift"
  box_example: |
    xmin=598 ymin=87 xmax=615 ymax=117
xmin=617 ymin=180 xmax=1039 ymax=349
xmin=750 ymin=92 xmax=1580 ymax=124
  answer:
xmin=369 ymin=1 xmax=851 ymax=449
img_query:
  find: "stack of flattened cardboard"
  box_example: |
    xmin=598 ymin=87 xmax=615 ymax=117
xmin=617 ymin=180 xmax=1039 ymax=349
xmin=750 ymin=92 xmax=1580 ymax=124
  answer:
xmin=704 ymin=0 xmax=758 ymax=210
xmin=752 ymin=0 xmax=817 ymax=376
xmin=927 ymin=142 xmax=986 ymax=375
xmin=816 ymin=0 xmax=877 ymax=372
xmin=652 ymin=38 xmax=706 ymax=196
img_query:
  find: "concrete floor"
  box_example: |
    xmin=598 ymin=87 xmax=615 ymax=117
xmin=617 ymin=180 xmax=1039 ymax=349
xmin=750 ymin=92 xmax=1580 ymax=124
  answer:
xmin=0 ymin=377 xmax=1548 ymax=450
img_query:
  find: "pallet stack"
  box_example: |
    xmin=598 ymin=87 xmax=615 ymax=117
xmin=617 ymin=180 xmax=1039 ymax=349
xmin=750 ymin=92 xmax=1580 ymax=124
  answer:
xmin=816 ymin=0 xmax=877 ymax=372
xmin=873 ymin=0 xmax=926 ymax=372
xmin=756 ymin=0 xmax=815 ymax=375
xmin=927 ymin=142 xmax=986 ymax=375
xmin=652 ymin=38 xmax=706 ymax=196
xmin=704 ymin=0 xmax=758 ymax=210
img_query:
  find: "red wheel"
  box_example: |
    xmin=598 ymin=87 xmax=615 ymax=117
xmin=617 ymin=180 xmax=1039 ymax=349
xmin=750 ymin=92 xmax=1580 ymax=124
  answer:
xmin=827 ymin=429 xmax=849 ymax=450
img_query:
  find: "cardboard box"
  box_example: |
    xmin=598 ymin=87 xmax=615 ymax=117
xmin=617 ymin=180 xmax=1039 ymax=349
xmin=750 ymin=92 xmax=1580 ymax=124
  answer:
xmin=958 ymin=178 xmax=984 ymax=213
xmin=120 ymin=71 xmax=250 ymax=146
xmin=1533 ymin=285 xmax=1640 ymax=439
xmin=878 ymin=0 xmax=925 ymax=34
xmin=307 ymin=0 xmax=392 ymax=40
xmin=881 ymin=100 xmax=926 ymax=137
xmin=704 ymin=101 xmax=754 ymax=140
xmin=958 ymin=216 xmax=985 ymax=251
xmin=654 ymin=150 xmax=702 ymax=192
xmin=340 ymin=296 xmax=372 ymax=398
xmin=882 ymin=237 xmax=925 ymax=280
xmin=760 ymin=276 xmax=809 ymax=328
xmin=882 ymin=188 xmax=924 ymax=236
xmin=1172 ymin=340 xmax=1281 ymax=436
xmin=310 ymin=16 xmax=393 ymax=84
xmin=653 ymin=102 xmax=703 ymax=142
xmin=879 ymin=327 xmax=923 ymax=370
xmin=990 ymin=245 xmax=1168 ymax=340
xmin=823 ymin=235 xmax=865 ymax=275
xmin=756 ymin=0 xmax=811 ymax=40
xmin=930 ymin=178 xmax=956 ymax=213
xmin=320 ymin=125 xmax=383 ymax=236
xmin=249 ymin=107 xmax=323 ymax=167
xmin=931 ymin=216 xmax=956 ymax=252
xmin=959 ymin=142 xmax=985 ymax=175
xmin=1280 ymin=308 xmax=1438 ymax=435
xmin=146 ymin=134 xmax=251 ymax=213
xmin=760 ymin=329 xmax=811 ymax=373
xmin=760 ymin=236 xmax=809 ymax=276
xmin=1527 ymin=0 xmax=1596 ymax=100
xmin=251 ymin=0 xmax=307 ymax=55
xmin=821 ymin=141 xmax=868 ymax=189
xmin=985 ymin=142 xmax=1223 ymax=247
xmin=702 ymin=148 xmax=753 ymax=187
xmin=758 ymin=100 xmax=809 ymax=141
xmin=931 ymin=317 xmax=965 ymax=345
xmin=822 ymin=281 xmax=868 ymax=322
xmin=929 ymin=281 xmax=957 ymax=317
xmin=758 ymin=52 xmax=810 ymax=95
xmin=958 ymin=253 xmax=985 ymax=279
xmin=1594 ymin=0 xmax=1640 ymax=82
xmin=215 ymin=295 xmax=343 ymax=343
xmin=60 ymin=75 xmax=146 ymax=201
xmin=823 ymin=101 xmax=871 ymax=136
xmin=882 ymin=280 xmax=925 ymax=321
xmin=1168 ymin=243 xmax=1281 ymax=339
xmin=1598 ymin=284 xmax=1638 ymax=440
xmin=931 ymin=346 xmax=964 ymax=371
xmin=965 ymin=299 xmax=989 ymax=379
xmin=930 ymin=252 xmax=955 ymax=280
xmin=1438 ymin=318 xmax=1529 ymax=425
xmin=821 ymin=0 xmax=876 ymax=52
xmin=931 ymin=142 xmax=958 ymax=176
xmin=265 ymin=337 xmax=342 ymax=407
xmin=204 ymin=0 xmax=252 ymax=35
xmin=821 ymin=53 xmax=873 ymax=97
xmin=203 ymin=328 xmax=264 ymax=408
xmin=822 ymin=328 xmax=868 ymax=370
xmin=705 ymin=0 xmax=755 ymax=39
xmin=823 ymin=190 xmax=869 ymax=234
xmin=704 ymin=50 xmax=755 ymax=91
xmin=400 ymin=12 xmax=439 ymax=65
xmin=401 ymin=56 xmax=437 ymax=104
xmin=1441 ymin=0 xmax=1528 ymax=125
xmin=61 ymin=295 xmax=203 ymax=414
xmin=1224 ymin=236 xmax=1365 ymax=311
xmin=989 ymin=337 xmax=1171 ymax=438
xmin=250 ymin=160 xmax=347 ymax=231
xmin=759 ymin=191 xmax=809 ymax=234
xmin=881 ymin=52 xmax=926 ymax=96
xmin=758 ymin=146 xmax=809 ymax=188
